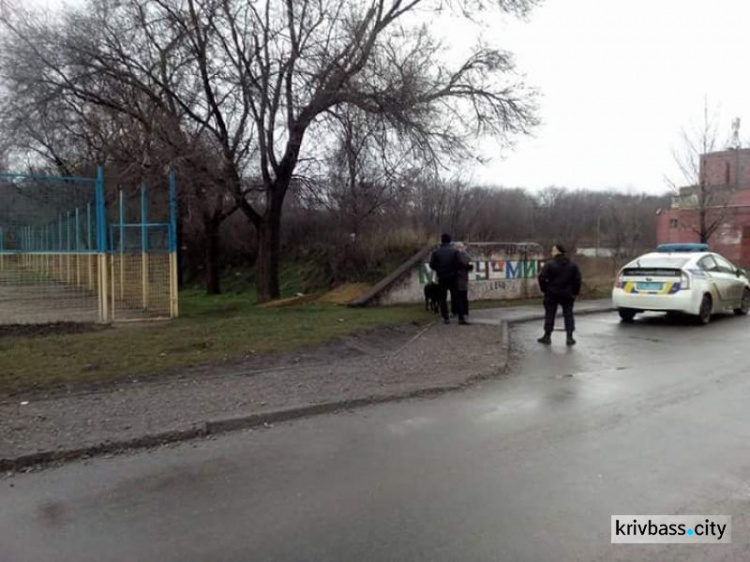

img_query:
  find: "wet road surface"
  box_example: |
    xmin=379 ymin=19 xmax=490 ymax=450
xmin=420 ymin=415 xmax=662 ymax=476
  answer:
xmin=3 ymin=311 xmax=750 ymax=561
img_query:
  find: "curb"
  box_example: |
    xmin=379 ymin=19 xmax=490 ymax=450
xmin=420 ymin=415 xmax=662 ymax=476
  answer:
xmin=0 ymin=382 xmax=482 ymax=473
xmin=1 ymin=308 xmax=613 ymax=473
xmin=505 ymin=305 xmax=617 ymax=325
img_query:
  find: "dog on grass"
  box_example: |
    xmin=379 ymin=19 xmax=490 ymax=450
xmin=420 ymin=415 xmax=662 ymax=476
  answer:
xmin=423 ymin=281 xmax=441 ymax=314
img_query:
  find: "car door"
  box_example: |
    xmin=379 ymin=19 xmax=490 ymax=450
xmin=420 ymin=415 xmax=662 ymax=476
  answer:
xmin=713 ymin=255 xmax=744 ymax=304
xmin=698 ymin=255 xmax=733 ymax=305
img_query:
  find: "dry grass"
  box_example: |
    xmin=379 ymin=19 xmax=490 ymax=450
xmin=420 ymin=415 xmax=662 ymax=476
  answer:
xmin=0 ymin=292 xmax=433 ymax=396
xmin=318 ymin=283 xmax=372 ymax=304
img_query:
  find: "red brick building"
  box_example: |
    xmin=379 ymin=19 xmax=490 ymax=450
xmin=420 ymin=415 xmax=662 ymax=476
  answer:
xmin=657 ymin=148 xmax=750 ymax=265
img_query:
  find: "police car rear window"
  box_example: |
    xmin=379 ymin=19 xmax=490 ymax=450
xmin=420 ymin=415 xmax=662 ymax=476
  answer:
xmin=625 ymin=257 xmax=690 ymax=269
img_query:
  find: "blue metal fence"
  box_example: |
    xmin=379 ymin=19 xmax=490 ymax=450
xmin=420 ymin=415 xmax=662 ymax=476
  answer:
xmin=0 ymin=167 xmax=178 ymax=324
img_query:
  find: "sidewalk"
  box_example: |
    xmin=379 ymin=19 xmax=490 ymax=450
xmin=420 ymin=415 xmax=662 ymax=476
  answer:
xmin=470 ymin=298 xmax=613 ymax=325
xmin=0 ymin=299 xmax=614 ymax=470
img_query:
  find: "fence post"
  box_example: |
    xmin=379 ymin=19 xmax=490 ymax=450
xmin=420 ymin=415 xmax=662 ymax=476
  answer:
xmin=45 ymin=223 xmax=50 ymax=277
xmin=95 ymin=165 xmax=109 ymax=323
xmin=87 ymin=202 xmax=94 ymax=290
xmin=119 ymin=189 xmax=125 ymax=302
xmin=168 ymin=169 xmax=179 ymax=318
xmin=58 ymin=214 xmax=63 ymax=281
xmin=75 ymin=207 xmax=81 ymax=286
xmin=141 ymin=182 xmax=150 ymax=310
xmin=66 ymin=212 xmax=73 ymax=283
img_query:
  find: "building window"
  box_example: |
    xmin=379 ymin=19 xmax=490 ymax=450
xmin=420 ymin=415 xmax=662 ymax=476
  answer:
xmin=669 ymin=218 xmax=679 ymax=228
xmin=725 ymin=161 xmax=731 ymax=185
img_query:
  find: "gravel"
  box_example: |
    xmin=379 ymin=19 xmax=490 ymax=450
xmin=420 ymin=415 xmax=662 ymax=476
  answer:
xmin=0 ymin=321 xmax=504 ymax=460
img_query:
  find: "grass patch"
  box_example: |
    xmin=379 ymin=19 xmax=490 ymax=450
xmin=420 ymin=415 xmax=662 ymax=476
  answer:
xmin=0 ymin=285 xmax=578 ymax=396
xmin=0 ymin=292 xmax=432 ymax=396
xmin=190 ymin=260 xmax=328 ymax=301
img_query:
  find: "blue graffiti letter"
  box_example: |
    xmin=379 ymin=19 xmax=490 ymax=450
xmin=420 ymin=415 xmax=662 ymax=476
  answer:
xmin=506 ymin=260 xmax=523 ymax=279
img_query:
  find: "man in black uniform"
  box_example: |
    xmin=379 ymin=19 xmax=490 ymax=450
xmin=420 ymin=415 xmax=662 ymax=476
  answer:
xmin=537 ymin=243 xmax=582 ymax=346
xmin=429 ymin=233 xmax=465 ymax=325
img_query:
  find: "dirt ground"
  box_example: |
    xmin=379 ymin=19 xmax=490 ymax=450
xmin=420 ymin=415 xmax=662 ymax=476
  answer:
xmin=0 ymin=321 xmax=504 ymax=461
xmin=0 ymin=268 xmax=99 ymax=325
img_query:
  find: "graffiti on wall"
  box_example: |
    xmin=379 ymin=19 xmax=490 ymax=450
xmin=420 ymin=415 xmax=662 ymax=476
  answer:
xmin=418 ymin=259 xmax=545 ymax=285
xmin=471 ymin=280 xmax=508 ymax=298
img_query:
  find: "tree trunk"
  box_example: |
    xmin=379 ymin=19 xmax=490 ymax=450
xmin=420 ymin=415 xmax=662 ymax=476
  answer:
xmin=256 ymin=204 xmax=282 ymax=303
xmin=252 ymin=125 xmax=305 ymax=303
xmin=204 ymin=219 xmax=221 ymax=295
xmin=699 ymin=207 xmax=708 ymax=243
xmin=699 ymin=173 xmax=709 ymax=243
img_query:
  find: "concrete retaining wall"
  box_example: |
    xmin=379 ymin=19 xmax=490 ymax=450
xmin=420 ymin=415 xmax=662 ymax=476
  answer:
xmin=352 ymin=242 xmax=545 ymax=306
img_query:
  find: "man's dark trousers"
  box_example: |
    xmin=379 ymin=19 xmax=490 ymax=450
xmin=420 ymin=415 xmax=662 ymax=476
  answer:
xmin=543 ymin=296 xmax=575 ymax=334
xmin=450 ymin=292 xmax=468 ymax=317
xmin=455 ymin=290 xmax=469 ymax=318
xmin=437 ymin=277 xmax=460 ymax=321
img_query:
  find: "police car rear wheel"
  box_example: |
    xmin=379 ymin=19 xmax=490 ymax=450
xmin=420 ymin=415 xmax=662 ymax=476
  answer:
xmin=734 ymin=288 xmax=750 ymax=316
xmin=698 ymin=294 xmax=712 ymax=325
xmin=618 ymin=308 xmax=636 ymax=323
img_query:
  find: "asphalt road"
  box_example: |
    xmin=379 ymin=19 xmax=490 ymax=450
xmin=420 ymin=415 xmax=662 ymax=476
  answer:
xmin=3 ymin=311 xmax=750 ymax=562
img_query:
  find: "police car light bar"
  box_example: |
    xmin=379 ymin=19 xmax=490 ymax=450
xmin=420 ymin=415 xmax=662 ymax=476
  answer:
xmin=657 ymin=243 xmax=710 ymax=253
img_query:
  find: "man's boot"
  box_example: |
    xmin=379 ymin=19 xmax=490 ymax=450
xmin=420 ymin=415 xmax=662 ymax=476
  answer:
xmin=537 ymin=333 xmax=551 ymax=345
xmin=566 ymin=331 xmax=576 ymax=346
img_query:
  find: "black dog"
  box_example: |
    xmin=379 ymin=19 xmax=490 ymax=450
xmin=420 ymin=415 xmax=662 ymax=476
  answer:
xmin=424 ymin=282 xmax=441 ymax=314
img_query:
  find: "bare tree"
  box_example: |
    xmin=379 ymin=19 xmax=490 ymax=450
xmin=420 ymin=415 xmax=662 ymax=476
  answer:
xmin=458 ymin=186 xmax=535 ymax=241
xmin=408 ymin=173 xmax=470 ymax=236
xmin=534 ymin=186 xmax=590 ymax=248
xmin=206 ymin=0 xmax=539 ymax=300
xmin=301 ymin=108 xmax=419 ymax=239
xmin=1 ymin=0 xmax=538 ymax=301
xmin=605 ymin=192 xmax=668 ymax=257
xmin=0 ymin=1 xmax=241 ymax=293
xmin=668 ymin=102 xmax=735 ymax=243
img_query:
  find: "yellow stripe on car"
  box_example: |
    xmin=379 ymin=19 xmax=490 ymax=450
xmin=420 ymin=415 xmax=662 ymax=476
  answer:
xmin=622 ymin=281 xmax=675 ymax=294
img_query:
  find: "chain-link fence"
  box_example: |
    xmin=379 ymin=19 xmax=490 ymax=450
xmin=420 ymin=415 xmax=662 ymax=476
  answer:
xmin=109 ymin=186 xmax=175 ymax=320
xmin=0 ymin=169 xmax=178 ymax=325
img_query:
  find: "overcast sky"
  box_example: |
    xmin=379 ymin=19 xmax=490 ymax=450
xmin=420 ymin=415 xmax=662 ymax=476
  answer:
xmin=466 ymin=0 xmax=750 ymax=194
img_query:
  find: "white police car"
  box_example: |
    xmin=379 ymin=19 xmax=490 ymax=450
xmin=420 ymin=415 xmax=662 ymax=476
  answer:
xmin=612 ymin=243 xmax=750 ymax=324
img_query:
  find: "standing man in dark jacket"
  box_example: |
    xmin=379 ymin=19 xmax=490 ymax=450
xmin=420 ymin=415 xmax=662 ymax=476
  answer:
xmin=537 ymin=243 xmax=582 ymax=345
xmin=429 ymin=233 xmax=464 ymax=325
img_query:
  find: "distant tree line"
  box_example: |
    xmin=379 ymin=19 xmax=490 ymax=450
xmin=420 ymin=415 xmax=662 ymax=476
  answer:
xmin=274 ymin=180 xmax=670 ymax=290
